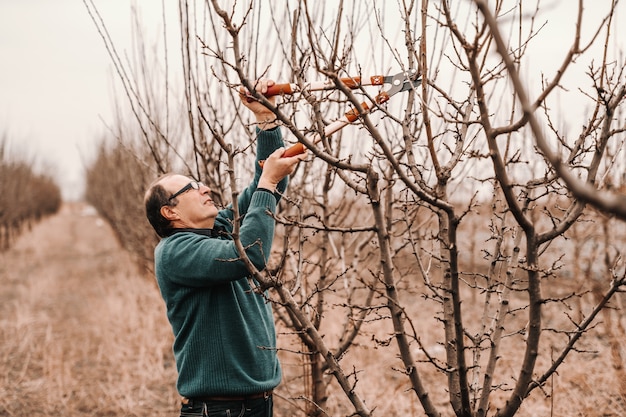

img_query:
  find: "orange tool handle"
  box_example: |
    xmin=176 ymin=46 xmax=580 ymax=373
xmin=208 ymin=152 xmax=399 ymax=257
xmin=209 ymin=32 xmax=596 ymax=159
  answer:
xmin=340 ymin=77 xmax=361 ymax=88
xmin=262 ymin=75 xmax=388 ymax=96
xmin=263 ymin=78 xmax=363 ymax=96
xmin=340 ymin=76 xmax=388 ymax=88
xmin=248 ymin=75 xmax=388 ymax=102
xmin=248 ymin=75 xmax=388 ymax=101
xmin=245 ymin=83 xmax=295 ymax=102
xmin=343 ymin=91 xmax=391 ymax=122
xmin=282 ymin=142 xmax=306 ymax=157
xmin=265 ymin=83 xmax=296 ymax=96
xmin=259 ymin=142 xmax=306 ymax=168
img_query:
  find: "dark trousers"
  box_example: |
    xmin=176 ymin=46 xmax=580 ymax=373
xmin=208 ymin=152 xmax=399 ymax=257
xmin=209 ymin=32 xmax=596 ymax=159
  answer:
xmin=180 ymin=395 xmax=273 ymax=417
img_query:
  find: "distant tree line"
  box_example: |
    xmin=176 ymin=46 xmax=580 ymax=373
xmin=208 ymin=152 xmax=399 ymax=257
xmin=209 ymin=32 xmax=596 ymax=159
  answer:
xmin=0 ymin=135 xmax=62 ymax=250
xmin=84 ymin=138 xmax=158 ymax=272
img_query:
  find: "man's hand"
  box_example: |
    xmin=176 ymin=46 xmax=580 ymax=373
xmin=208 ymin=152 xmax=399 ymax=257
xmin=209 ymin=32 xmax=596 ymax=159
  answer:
xmin=258 ymin=147 xmax=307 ymax=192
xmin=240 ymin=78 xmax=279 ymax=130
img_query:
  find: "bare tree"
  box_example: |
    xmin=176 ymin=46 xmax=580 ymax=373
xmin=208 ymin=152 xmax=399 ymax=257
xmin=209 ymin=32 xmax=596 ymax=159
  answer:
xmin=85 ymin=0 xmax=626 ymax=416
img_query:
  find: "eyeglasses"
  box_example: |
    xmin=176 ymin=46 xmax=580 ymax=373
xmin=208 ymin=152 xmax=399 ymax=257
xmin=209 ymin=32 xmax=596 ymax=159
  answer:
xmin=168 ymin=181 xmax=204 ymax=201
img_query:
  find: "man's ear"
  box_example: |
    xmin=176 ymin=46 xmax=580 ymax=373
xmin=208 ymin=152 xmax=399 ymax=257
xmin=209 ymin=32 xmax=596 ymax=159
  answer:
xmin=160 ymin=205 xmax=179 ymax=221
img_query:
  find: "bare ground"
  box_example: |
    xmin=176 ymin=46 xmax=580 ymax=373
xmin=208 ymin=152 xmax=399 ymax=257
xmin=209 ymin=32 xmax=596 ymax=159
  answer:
xmin=0 ymin=203 xmax=179 ymax=416
xmin=1 ymin=203 xmax=625 ymax=416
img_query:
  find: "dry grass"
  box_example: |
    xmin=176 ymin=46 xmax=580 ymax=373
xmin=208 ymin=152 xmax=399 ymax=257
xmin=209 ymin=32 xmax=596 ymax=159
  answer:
xmin=0 ymin=203 xmax=624 ymax=416
xmin=0 ymin=203 xmax=178 ymax=416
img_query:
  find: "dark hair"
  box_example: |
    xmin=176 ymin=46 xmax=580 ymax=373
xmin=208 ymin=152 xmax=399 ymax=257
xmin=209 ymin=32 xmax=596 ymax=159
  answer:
xmin=144 ymin=175 xmax=175 ymax=238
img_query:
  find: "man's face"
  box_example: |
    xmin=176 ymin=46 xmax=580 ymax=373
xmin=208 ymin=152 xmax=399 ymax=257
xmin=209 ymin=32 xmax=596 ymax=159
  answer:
xmin=160 ymin=174 xmax=219 ymax=229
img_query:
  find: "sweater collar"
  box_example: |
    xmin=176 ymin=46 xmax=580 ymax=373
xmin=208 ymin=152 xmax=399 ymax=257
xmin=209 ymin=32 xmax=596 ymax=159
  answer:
xmin=168 ymin=225 xmax=227 ymax=238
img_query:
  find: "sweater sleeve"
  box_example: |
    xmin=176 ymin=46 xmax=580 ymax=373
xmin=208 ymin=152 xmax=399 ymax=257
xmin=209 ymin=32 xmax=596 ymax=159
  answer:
xmin=257 ymin=127 xmax=289 ymax=197
xmin=236 ymin=127 xmax=288 ymax=216
xmin=156 ymin=190 xmax=278 ymax=287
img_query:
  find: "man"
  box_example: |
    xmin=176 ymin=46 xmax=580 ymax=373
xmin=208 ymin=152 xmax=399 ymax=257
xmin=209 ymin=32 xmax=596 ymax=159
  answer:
xmin=144 ymin=79 xmax=305 ymax=417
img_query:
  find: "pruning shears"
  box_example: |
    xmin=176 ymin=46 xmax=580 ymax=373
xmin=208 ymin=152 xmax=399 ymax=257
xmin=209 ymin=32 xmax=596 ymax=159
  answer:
xmin=251 ymin=69 xmax=420 ymax=162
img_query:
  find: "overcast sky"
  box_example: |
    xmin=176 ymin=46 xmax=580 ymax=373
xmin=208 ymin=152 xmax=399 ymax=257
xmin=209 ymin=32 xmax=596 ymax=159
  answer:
xmin=0 ymin=1 xmax=622 ymax=201
xmin=0 ymin=0 xmax=169 ymax=200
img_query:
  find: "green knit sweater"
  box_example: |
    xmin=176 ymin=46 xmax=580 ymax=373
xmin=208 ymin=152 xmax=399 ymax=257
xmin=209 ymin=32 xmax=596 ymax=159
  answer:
xmin=154 ymin=128 xmax=286 ymax=398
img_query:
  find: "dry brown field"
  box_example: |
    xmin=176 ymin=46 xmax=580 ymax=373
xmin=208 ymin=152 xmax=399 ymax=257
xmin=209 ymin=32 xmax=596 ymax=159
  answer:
xmin=1 ymin=203 xmax=624 ymax=416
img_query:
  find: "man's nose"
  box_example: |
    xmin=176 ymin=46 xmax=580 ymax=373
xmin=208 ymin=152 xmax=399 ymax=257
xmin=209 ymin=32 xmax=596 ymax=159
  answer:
xmin=199 ymin=183 xmax=211 ymax=194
